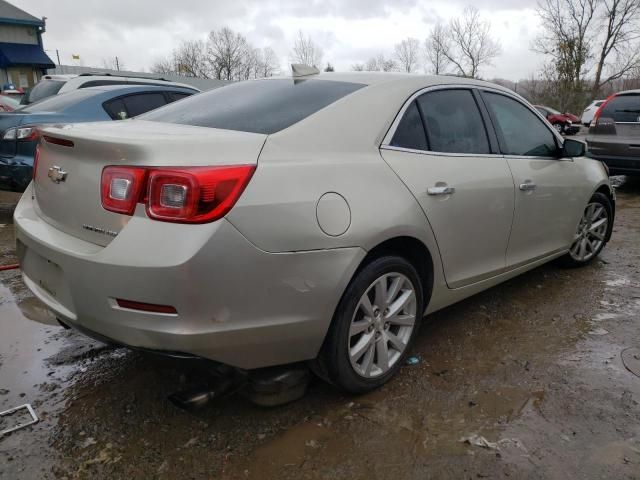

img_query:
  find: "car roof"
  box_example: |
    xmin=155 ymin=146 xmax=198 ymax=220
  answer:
xmin=613 ymin=89 xmax=640 ymax=96
xmin=263 ymin=71 xmax=511 ymax=90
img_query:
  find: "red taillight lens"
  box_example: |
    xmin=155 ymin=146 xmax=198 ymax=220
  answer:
xmin=101 ymin=166 xmax=147 ymax=215
xmin=32 ymin=143 xmax=40 ymax=181
xmin=100 ymin=165 xmax=255 ymax=223
xmin=116 ymin=299 xmax=177 ymax=315
xmin=146 ymin=166 xmax=255 ymax=223
xmin=591 ymin=94 xmax=616 ymax=127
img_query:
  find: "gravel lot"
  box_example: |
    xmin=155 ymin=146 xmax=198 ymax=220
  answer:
xmin=1 ymin=176 xmax=639 ymax=480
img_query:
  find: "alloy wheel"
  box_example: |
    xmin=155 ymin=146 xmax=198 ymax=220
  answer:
xmin=569 ymin=202 xmax=609 ymax=262
xmin=348 ymin=273 xmax=416 ymax=378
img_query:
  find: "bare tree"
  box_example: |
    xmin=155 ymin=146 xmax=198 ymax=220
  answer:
xmin=354 ymin=53 xmax=397 ymax=72
xmin=101 ymin=57 xmax=125 ymax=71
xmin=535 ymin=0 xmax=596 ymax=86
xmin=425 ymin=23 xmax=450 ymax=74
xmin=208 ymin=27 xmax=250 ymax=80
xmin=394 ymin=37 xmax=421 ymax=73
xmin=259 ymin=47 xmax=281 ymax=77
xmin=592 ymin=0 xmax=640 ymax=95
xmin=443 ymin=6 xmax=501 ymax=78
xmin=290 ymin=31 xmax=323 ymax=68
xmin=172 ymin=40 xmax=210 ymax=78
xmin=151 ymin=57 xmax=175 ymax=75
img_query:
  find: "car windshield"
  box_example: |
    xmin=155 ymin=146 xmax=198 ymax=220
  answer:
xmin=18 ymin=89 xmax=97 ymax=113
xmin=140 ymin=78 xmax=365 ymax=134
xmin=545 ymin=106 xmax=561 ymax=115
xmin=21 ymin=80 xmax=66 ymax=105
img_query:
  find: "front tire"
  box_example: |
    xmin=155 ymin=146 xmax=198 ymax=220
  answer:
xmin=559 ymin=192 xmax=612 ymax=267
xmin=318 ymin=256 xmax=424 ymax=393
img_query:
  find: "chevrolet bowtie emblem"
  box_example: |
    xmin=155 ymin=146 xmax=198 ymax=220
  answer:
xmin=48 ymin=165 xmax=67 ymax=183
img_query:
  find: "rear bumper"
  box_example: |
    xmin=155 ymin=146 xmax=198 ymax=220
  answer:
xmin=14 ymin=188 xmax=365 ymax=369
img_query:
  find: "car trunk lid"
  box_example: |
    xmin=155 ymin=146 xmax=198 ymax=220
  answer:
xmin=33 ymin=120 xmax=267 ymax=246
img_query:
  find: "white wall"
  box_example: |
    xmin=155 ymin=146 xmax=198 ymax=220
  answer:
xmin=0 ymin=24 xmax=38 ymax=45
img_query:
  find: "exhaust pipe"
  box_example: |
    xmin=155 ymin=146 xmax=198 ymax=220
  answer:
xmin=168 ymin=374 xmax=246 ymax=410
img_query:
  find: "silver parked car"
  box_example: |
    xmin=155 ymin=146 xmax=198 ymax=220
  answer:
xmin=15 ymin=73 xmax=614 ymax=393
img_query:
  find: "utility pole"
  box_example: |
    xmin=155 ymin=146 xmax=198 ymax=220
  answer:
xmin=56 ymin=49 xmax=60 ymax=66
xmin=115 ymin=56 xmax=120 ymax=71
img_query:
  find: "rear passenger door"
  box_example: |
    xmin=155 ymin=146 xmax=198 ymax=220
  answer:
xmin=479 ymin=90 xmax=590 ymax=267
xmin=380 ymin=87 xmax=515 ymax=289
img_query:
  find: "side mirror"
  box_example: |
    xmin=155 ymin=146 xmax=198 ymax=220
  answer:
xmin=561 ymin=138 xmax=586 ymax=158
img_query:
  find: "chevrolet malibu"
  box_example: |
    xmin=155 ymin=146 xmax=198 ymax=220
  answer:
xmin=15 ymin=73 xmax=614 ymax=393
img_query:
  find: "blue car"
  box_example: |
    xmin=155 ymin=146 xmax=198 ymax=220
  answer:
xmin=0 ymin=84 xmax=197 ymax=191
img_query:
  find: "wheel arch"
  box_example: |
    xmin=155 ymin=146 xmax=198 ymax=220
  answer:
xmin=593 ymin=183 xmax=615 ymax=241
xmin=355 ymin=236 xmax=434 ymax=310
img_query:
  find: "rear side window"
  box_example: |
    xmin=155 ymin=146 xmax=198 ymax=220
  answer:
xmin=123 ymin=93 xmax=167 ymax=117
xmin=22 ymin=80 xmax=65 ymax=104
xmin=103 ymin=98 xmax=127 ymax=120
xmin=483 ymin=92 xmax=557 ymax=157
xmin=391 ymin=101 xmax=427 ymax=150
xmin=416 ymin=89 xmax=490 ymax=154
xmin=166 ymin=92 xmax=191 ymax=103
xmin=140 ymin=79 xmax=365 ymax=134
xmin=600 ymin=94 xmax=640 ymax=122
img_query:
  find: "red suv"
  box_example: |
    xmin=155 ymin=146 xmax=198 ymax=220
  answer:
xmin=535 ymin=105 xmax=580 ymax=135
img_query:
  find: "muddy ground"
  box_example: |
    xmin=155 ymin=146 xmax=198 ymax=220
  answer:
xmin=1 ymin=179 xmax=639 ymax=480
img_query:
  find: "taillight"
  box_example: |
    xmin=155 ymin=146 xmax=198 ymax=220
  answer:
xmin=32 ymin=144 xmax=40 ymax=181
xmin=2 ymin=126 xmax=39 ymax=142
xmin=100 ymin=165 xmax=255 ymax=223
xmin=101 ymin=166 xmax=147 ymax=215
xmin=591 ymin=94 xmax=616 ymax=127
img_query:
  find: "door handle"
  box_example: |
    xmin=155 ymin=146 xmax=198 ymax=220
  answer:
xmin=519 ymin=182 xmax=537 ymax=191
xmin=427 ymin=186 xmax=456 ymax=196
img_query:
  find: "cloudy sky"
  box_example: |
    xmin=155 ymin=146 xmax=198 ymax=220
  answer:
xmin=16 ymin=0 xmax=545 ymax=80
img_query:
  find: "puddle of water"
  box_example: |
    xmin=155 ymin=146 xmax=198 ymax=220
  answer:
xmin=0 ymin=281 xmax=69 ymax=408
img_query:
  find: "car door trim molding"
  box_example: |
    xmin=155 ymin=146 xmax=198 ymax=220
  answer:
xmin=380 ymin=144 xmax=503 ymax=159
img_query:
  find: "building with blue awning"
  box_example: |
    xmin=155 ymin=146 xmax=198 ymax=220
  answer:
xmin=0 ymin=1 xmax=54 ymax=90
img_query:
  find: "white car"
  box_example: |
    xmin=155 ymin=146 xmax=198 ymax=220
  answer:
xmin=581 ymin=99 xmax=605 ymax=126
xmin=22 ymin=74 xmax=198 ymax=105
xmin=15 ymin=72 xmax=614 ymax=393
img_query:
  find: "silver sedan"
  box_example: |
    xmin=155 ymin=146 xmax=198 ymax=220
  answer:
xmin=15 ymin=72 xmax=614 ymax=393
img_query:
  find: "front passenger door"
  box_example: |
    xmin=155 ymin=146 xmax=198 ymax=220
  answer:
xmin=481 ymin=91 xmax=590 ymax=267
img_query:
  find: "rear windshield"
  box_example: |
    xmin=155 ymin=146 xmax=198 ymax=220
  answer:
xmin=19 ymin=89 xmax=97 ymax=113
xmin=600 ymin=93 xmax=640 ymax=122
xmin=140 ymin=78 xmax=365 ymax=134
xmin=22 ymin=80 xmax=65 ymax=105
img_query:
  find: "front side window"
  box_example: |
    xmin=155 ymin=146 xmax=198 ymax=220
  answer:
xmin=483 ymin=92 xmax=557 ymax=157
xmin=416 ymin=89 xmax=490 ymax=154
